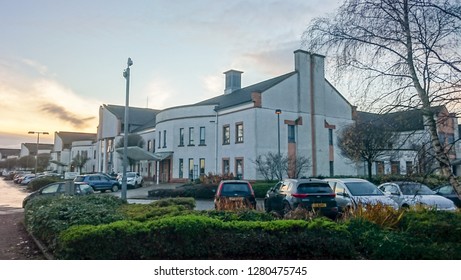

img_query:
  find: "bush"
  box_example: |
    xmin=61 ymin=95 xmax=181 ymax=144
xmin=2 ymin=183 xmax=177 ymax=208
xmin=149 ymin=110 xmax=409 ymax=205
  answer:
xmin=120 ymin=198 xmax=196 ymax=222
xmin=24 ymin=195 xmax=125 ymax=251
xmin=56 ymin=215 xmax=357 ymax=259
xmin=251 ymin=181 xmax=275 ymax=198
xmin=27 ymin=177 xmax=62 ymax=192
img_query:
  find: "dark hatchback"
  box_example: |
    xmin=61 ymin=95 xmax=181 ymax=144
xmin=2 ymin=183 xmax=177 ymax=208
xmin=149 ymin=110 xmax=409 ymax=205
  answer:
xmin=264 ymin=178 xmax=338 ymax=218
xmin=214 ymin=180 xmax=257 ymax=210
xmin=22 ymin=181 xmax=94 ymax=208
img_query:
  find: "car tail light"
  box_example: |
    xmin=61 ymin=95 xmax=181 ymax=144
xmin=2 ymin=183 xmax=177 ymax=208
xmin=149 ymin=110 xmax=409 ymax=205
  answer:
xmin=292 ymin=193 xmax=309 ymax=198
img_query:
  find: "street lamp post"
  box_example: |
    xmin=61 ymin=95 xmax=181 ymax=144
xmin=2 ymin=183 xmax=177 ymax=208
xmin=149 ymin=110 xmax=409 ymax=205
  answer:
xmin=121 ymin=57 xmax=133 ymax=201
xmin=28 ymin=131 xmax=49 ymax=175
xmin=275 ymin=109 xmax=282 ymax=158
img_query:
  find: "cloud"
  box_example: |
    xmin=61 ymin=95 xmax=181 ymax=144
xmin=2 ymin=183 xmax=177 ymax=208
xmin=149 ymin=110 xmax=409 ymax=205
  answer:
xmin=41 ymin=103 xmax=96 ymax=128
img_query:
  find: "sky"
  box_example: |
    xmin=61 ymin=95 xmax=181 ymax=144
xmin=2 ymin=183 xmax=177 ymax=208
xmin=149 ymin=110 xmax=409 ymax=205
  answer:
xmin=0 ymin=0 xmax=343 ymax=149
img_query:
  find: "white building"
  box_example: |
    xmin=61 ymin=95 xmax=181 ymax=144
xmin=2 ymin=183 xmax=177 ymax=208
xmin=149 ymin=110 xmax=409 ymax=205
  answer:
xmin=98 ymin=50 xmax=358 ymax=181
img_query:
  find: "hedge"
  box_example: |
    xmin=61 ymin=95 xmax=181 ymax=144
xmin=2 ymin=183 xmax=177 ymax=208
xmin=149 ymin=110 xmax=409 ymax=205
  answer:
xmin=56 ymin=215 xmax=356 ymax=260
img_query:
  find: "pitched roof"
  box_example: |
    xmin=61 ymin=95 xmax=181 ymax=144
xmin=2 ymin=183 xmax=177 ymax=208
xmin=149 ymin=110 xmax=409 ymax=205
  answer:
xmin=56 ymin=131 xmax=96 ymax=145
xmin=195 ymin=71 xmax=296 ymax=110
xmin=104 ymin=105 xmax=160 ymax=127
xmin=23 ymin=143 xmax=54 ymax=154
xmin=357 ymin=106 xmax=445 ymax=132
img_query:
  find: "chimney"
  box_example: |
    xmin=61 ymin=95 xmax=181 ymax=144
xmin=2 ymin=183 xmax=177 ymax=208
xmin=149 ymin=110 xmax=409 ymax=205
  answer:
xmin=223 ymin=70 xmax=243 ymax=94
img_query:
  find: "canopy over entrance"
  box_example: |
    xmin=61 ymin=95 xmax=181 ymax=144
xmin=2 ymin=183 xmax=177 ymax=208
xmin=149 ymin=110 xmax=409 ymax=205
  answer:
xmin=115 ymin=146 xmax=172 ymax=161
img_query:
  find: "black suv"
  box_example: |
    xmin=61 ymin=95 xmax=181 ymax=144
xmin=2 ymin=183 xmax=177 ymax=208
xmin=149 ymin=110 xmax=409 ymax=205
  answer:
xmin=264 ymin=178 xmax=338 ymax=218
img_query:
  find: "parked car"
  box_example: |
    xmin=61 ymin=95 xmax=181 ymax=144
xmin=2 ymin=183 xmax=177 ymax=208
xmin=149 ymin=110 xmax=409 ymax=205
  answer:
xmin=74 ymin=174 xmax=120 ymax=192
xmin=214 ymin=180 xmax=257 ymax=210
xmin=20 ymin=174 xmax=36 ymax=185
xmin=22 ymin=181 xmax=94 ymax=208
xmin=117 ymin=172 xmax=143 ymax=188
xmin=433 ymin=184 xmax=461 ymax=208
xmin=264 ymin=178 xmax=338 ymax=218
xmin=378 ymin=181 xmax=457 ymax=211
xmin=324 ymin=178 xmax=399 ymax=212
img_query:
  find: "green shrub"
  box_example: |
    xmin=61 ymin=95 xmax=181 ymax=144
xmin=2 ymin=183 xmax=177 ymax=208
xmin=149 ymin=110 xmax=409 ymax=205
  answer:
xmin=120 ymin=198 xmax=196 ymax=222
xmin=24 ymin=195 xmax=125 ymax=251
xmin=27 ymin=177 xmax=62 ymax=192
xmin=56 ymin=215 xmax=357 ymax=260
xmin=203 ymin=209 xmax=275 ymax=222
xmin=251 ymin=181 xmax=275 ymax=198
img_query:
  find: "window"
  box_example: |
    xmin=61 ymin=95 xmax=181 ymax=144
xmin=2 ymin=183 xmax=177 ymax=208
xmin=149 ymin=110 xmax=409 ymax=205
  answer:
xmin=189 ymin=127 xmax=194 ymax=146
xmin=406 ymin=161 xmax=413 ymax=175
xmin=158 ymin=131 xmax=161 ymax=148
xmin=391 ymin=161 xmax=400 ymax=175
xmin=376 ymin=161 xmax=384 ymax=175
xmin=147 ymin=140 xmax=152 ymax=152
xmin=179 ymin=128 xmax=184 ymax=146
xmin=288 ymin=125 xmax=295 ymax=143
xmin=200 ymin=158 xmax=205 ymax=176
xmin=235 ymin=158 xmax=243 ymax=179
xmin=200 ymin=127 xmax=206 ymax=145
xmin=163 ymin=130 xmax=167 ymax=148
xmin=236 ymin=123 xmax=244 ymax=143
xmin=223 ymin=125 xmax=230 ymax=145
xmin=179 ymin=159 xmax=184 ymax=178
xmin=188 ymin=158 xmax=194 ymax=180
xmin=329 ymin=161 xmax=334 ymax=177
xmin=328 ymin=129 xmax=333 ymax=146
xmin=222 ymin=158 xmax=230 ymax=175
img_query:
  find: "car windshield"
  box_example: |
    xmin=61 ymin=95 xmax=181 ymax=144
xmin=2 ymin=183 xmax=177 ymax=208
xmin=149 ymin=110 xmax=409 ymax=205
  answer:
xmin=400 ymin=183 xmax=435 ymax=195
xmin=127 ymin=173 xmax=136 ymax=178
xmin=221 ymin=183 xmax=251 ymax=195
xmin=74 ymin=176 xmax=84 ymax=182
xmin=297 ymin=183 xmax=333 ymax=194
xmin=345 ymin=181 xmax=383 ymax=196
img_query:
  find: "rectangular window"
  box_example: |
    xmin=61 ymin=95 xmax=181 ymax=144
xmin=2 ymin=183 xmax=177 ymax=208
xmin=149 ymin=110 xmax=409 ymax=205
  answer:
xmin=188 ymin=158 xmax=194 ymax=180
xmin=223 ymin=125 xmax=230 ymax=145
xmin=222 ymin=158 xmax=230 ymax=175
xmin=329 ymin=161 xmax=334 ymax=177
xmin=391 ymin=161 xmax=400 ymax=175
xmin=236 ymin=123 xmax=244 ymax=143
xmin=235 ymin=158 xmax=243 ymax=179
xmin=163 ymin=130 xmax=167 ymax=148
xmin=200 ymin=158 xmax=205 ymax=176
xmin=189 ymin=127 xmax=194 ymax=146
xmin=200 ymin=127 xmax=206 ymax=145
xmin=406 ymin=161 xmax=413 ymax=175
xmin=158 ymin=131 xmax=161 ymax=148
xmin=153 ymin=140 xmax=156 ymax=153
xmin=376 ymin=161 xmax=384 ymax=175
xmin=179 ymin=159 xmax=183 ymax=178
xmin=288 ymin=125 xmax=296 ymax=143
xmin=179 ymin=128 xmax=184 ymax=146
xmin=147 ymin=140 xmax=152 ymax=152
xmin=329 ymin=129 xmax=333 ymax=146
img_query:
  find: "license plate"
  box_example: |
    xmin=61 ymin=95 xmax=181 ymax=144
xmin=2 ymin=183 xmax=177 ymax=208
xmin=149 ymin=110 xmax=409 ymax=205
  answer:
xmin=228 ymin=197 xmax=243 ymax=201
xmin=312 ymin=203 xmax=327 ymax=208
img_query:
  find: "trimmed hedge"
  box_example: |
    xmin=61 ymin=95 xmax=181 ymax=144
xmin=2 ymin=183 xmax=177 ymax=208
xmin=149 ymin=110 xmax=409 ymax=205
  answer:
xmin=56 ymin=215 xmax=356 ymax=260
xmin=27 ymin=176 xmax=62 ymax=192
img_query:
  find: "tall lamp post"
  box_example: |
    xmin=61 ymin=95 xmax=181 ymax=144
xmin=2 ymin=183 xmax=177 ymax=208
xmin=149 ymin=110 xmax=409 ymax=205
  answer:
xmin=121 ymin=57 xmax=133 ymax=201
xmin=28 ymin=131 xmax=49 ymax=174
xmin=275 ymin=109 xmax=282 ymax=158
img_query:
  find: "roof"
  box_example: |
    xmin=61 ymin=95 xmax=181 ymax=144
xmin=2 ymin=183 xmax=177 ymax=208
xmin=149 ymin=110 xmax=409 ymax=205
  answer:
xmin=0 ymin=149 xmax=20 ymax=158
xmin=23 ymin=143 xmax=54 ymax=153
xmin=356 ymin=106 xmax=445 ymax=132
xmin=104 ymin=104 xmax=160 ymax=127
xmin=56 ymin=131 xmax=96 ymax=145
xmin=195 ymin=71 xmax=296 ymax=110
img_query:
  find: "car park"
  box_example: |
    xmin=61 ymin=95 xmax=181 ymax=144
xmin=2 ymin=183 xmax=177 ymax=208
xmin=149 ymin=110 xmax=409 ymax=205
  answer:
xmin=378 ymin=181 xmax=457 ymax=211
xmin=117 ymin=172 xmax=143 ymax=188
xmin=324 ymin=178 xmax=399 ymax=212
xmin=433 ymin=184 xmax=461 ymax=208
xmin=20 ymin=174 xmax=36 ymax=185
xmin=74 ymin=174 xmax=120 ymax=192
xmin=264 ymin=178 xmax=338 ymax=218
xmin=214 ymin=180 xmax=256 ymax=210
xmin=22 ymin=181 xmax=94 ymax=208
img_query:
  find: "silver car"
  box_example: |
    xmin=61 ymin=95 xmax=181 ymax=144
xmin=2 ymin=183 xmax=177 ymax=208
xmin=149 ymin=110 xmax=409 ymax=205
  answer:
xmin=325 ymin=178 xmax=399 ymax=212
xmin=378 ymin=181 xmax=457 ymax=211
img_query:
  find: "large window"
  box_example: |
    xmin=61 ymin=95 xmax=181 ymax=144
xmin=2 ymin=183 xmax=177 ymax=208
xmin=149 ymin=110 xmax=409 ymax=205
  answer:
xmin=329 ymin=161 xmax=334 ymax=177
xmin=199 ymin=127 xmax=206 ymax=145
xmin=189 ymin=127 xmax=194 ymax=146
xmin=222 ymin=158 xmax=230 ymax=175
xmin=200 ymin=158 xmax=205 ymax=176
xmin=223 ymin=125 xmax=230 ymax=145
xmin=188 ymin=158 xmax=194 ymax=180
xmin=288 ymin=125 xmax=295 ymax=143
xmin=179 ymin=159 xmax=184 ymax=178
xmin=236 ymin=123 xmax=244 ymax=143
xmin=179 ymin=128 xmax=184 ymax=146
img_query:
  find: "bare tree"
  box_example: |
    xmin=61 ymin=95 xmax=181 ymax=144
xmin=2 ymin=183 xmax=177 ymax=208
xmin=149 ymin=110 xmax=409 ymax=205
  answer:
xmin=71 ymin=153 xmax=90 ymax=173
xmin=252 ymin=153 xmax=310 ymax=180
xmin=285 ymin=155 xmax=312 ymax=179
xmin=303 ymin=0 xmax=461 ymax=196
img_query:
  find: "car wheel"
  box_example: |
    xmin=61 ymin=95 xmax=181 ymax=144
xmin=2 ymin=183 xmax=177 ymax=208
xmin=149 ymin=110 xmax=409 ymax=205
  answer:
xmin=282 ymin=202 xmax=291 ymax=216
xmin=111 ymin=184 xmax=119 ymax=192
